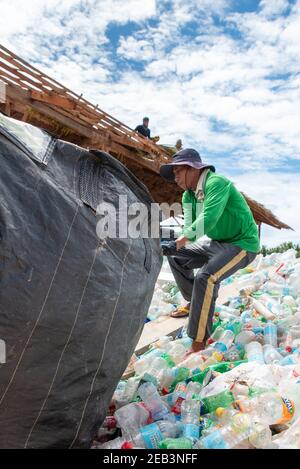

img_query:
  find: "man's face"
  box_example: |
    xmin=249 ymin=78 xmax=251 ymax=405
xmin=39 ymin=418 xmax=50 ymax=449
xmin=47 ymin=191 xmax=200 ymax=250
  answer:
xmin=143 ymin=119 xmax=149 ymax=128
xmin=173 ymin=165 xmax=189 ymax=190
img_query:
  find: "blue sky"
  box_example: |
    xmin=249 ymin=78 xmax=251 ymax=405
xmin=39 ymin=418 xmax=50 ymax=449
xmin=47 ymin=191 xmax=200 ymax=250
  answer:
xmin=0 ymin=0 xmax=299 ymax=247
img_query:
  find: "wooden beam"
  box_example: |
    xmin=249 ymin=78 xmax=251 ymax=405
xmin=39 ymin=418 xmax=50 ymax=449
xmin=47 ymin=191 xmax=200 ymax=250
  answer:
xmin=31 ymin=90 xmax=77 ymax=111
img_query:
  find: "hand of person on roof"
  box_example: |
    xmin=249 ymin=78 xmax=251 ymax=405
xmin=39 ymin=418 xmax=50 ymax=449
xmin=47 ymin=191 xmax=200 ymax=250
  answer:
xmin=176 ymin=235 xmax=188 ymax=251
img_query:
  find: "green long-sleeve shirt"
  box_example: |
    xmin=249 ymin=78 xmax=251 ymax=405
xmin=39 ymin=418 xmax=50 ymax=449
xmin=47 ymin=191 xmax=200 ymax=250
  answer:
xmin=182 ymin=171 xmax=260 ymax=253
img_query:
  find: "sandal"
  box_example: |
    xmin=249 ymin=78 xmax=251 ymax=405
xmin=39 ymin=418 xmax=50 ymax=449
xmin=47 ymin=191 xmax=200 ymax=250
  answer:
xmin=170 ymin=306 xmax=190 ymax=318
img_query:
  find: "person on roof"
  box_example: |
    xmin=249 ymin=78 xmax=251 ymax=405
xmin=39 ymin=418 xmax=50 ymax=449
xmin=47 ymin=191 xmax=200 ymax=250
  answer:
xmin=175 ymin=139 xmax=183 ymax=151
xmin=135 ymin=117 xmax=151 ymax=138
xmin=159 ymin=148 xmax=260 ymax=357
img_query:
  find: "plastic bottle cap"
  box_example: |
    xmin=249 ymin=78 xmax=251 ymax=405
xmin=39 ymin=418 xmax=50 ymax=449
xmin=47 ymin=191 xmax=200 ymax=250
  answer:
xmin=121 ymin=442 xmax=134 ymax=449
xmin=213 ymin=351 xmax=223 ymax=361
xmin=215 ymin=407 xmax=226 ymax=418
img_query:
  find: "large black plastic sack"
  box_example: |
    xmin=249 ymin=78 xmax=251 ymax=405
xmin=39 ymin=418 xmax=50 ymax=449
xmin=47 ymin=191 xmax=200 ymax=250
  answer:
xmin=0 ymin=113 xmax=162 ymax=448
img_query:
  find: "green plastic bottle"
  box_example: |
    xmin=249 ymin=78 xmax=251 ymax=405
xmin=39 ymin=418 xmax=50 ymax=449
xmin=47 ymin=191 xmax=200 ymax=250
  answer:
xmin=159 ymin=437 xmax=193 ymax=449
xmin=202 ymin=390 xmax=235 ymax=414
xmin=208 ymin=360 xmax=247 ymax=374
xmin=160 ymin=353 xmax=176 ymax=368
xmin=191 ymin=369 xmax=209 ymax=385
xmin=225 ymin=320 xmax=242 ymax=336
xmin=168 ymin=367 xmax=190 ymax=392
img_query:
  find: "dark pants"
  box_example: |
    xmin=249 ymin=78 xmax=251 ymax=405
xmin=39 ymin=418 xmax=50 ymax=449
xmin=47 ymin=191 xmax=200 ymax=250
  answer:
xmin=168 ymin=239 xmax=257 ymax=342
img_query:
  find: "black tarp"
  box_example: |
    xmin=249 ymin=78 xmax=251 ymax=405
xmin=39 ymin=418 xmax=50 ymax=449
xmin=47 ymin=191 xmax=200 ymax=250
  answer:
xmin=0 ymin=113 xmax=162 ymax=448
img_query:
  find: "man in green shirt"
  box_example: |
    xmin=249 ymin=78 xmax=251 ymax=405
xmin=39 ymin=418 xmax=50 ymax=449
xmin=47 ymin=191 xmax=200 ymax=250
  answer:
xmin=159 ymin=148 xmax=260 ymax=356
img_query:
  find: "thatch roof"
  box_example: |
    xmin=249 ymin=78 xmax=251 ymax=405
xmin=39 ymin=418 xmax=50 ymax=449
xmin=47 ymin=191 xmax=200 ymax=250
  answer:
xmin=0 ymin=44 xmax=292 ymax=232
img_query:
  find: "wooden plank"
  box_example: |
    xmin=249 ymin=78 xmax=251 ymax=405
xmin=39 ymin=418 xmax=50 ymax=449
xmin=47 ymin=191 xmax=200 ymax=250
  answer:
xmin=135 ymin=264 xmax=277 ymax=354
xmin=31 ymin=90 xmax=77 ymax=111
xmin=134 ymin=281 xmax=238 ymax=354
xmin=0 ymin=60 xmax=44 ymax=92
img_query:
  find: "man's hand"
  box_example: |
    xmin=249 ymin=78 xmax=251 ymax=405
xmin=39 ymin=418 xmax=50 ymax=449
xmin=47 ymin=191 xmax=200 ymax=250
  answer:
xmin=176 ymin=235 xmax=188 ymax=251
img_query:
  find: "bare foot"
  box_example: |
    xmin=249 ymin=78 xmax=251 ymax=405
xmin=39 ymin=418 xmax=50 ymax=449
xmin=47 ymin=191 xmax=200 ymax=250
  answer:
xmin=183 ymin=340 xmax=206 ymax=359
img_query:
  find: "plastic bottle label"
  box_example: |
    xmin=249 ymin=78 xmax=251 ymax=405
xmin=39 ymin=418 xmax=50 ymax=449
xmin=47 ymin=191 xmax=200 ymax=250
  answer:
xmin=276 ymin=397 xmax=295 ymax=424
xmin=140 ymin=423 xmax=164 ymax=449
xmin=183 ymin=423 xmax=199 ymax=441
xmin=201 ymin=430 xmax=229 ymax=449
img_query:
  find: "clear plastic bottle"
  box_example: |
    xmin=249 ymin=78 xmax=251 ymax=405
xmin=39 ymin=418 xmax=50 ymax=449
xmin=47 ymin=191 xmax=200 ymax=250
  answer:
xmin=180 ymin=351 xmax=205 ymax=370
xmin=288 ymin=272 xmax=300 ymax=298
xmin=168 ymin=343 xmax=187 ymax=364
xmin=240 ymin=310 xmax=253 ymax=323
xmin=248 ymin=422 xmax=272 ymax=449
xmin=181 ymin=399 xmax=200 ymax=442
xmin=263 ymin=322 xmax=278 ymax=347
xmin=225 ymin=319 xmax=242 ymax=336
xmin=252 ymin=299 xmax=275 ymax=321
xmin=213 ymin=330 xmax=234 ymax=353
xmin=151 ymin=335 xmax=173 ymax=351
xmin=207 ymin=326 xmax=225 ymax=344
xmin=215 ymin=305 xmax=240 ymax=317
xmin=147 ymin=305 xmax=162 ymax=321
xmin=138 ymin=382 xmax=169 ymax=420
xmin=260 ymin=294 xmax=281 ymax=317
xmin=214 ymin=407 xmax=237 ymax=425
xmin=280 ymin=354 xmax=300 ymax=366
xmin=134 ymin=349 xmax=163 ymax=376
xmin=185 ymin=381 xmax=203 ymax=399
xmin=290 ymin=325 xmax=300 ymax=340
xmin=113 ymin=380 xmax=126 ymax=406
xmin=199 ymin=347 xmax=215 ymax=358
xmin=173 ymin=336 xmax=193 ymax=349
xmin=262 ymin=344 xmax=283 ymax=364
xmin=144 ymin=356 xmax=169 ymax=383
xmin=236 ymin=392 xmax=295 ymax=425
xmin=123 ymin=376 xmax=140 ymax=402
xmin=194 ymin=412 xmax=254 ymax=449
xmin=245 ymin=341 xmax=264 ymax=364
xmin=237 ymin=270 xmax=269 ymax=290
xmin=262 ymin=281 xmax=291 ymax=297
xmin=115 ymin=402 xmax=151 ymax=437
xmin=235 ymin=330 xmax=256 ymax=346
xmin=282 ymin=296 xmax=297 ymax=309
xmin=128 ymin=420 xmax=182 ymax=449
xmin=200 ymin=351 xmax=223 ymax=370
xmin=157 ymin=366 xmax=190 ymax=389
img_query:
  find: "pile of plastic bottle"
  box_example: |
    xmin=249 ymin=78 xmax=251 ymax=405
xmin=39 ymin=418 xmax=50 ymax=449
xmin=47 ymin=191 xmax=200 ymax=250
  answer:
xmin=93 ymin=249 xmax=300 ymax=449
xmin=146 ymin=259 xmax=183 ymax=321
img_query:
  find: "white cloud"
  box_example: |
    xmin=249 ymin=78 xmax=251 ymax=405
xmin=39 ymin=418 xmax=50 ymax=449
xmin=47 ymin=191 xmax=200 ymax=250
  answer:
xmin=117 ymin=36 xmax=155 ymax=61
xmin=260 ymin=0 xmax=290 ymax=17
xmin=230 ymin=170 xmax=300 ymax=247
